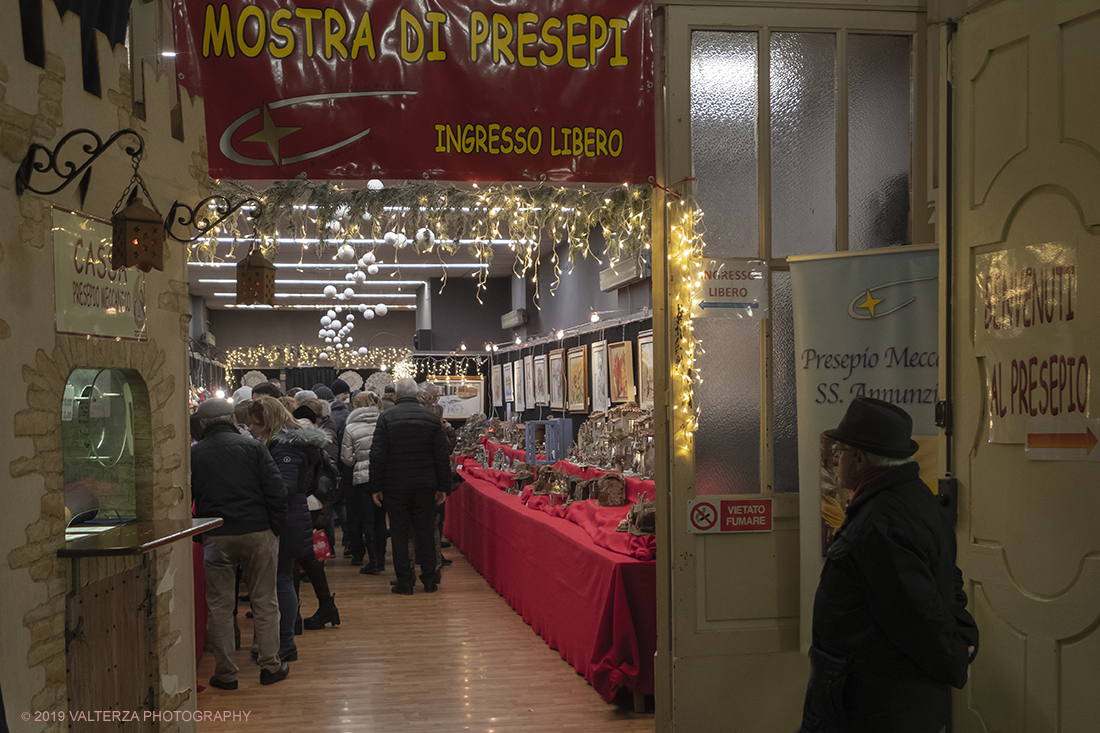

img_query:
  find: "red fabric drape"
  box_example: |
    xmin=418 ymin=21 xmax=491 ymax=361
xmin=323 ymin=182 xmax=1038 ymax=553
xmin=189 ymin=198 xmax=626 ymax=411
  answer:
xmin=446 ymin=468 xmax=656 ymax=703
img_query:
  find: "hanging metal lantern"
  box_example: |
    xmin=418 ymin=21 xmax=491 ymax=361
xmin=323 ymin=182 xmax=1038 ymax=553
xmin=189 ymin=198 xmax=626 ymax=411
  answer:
xmin=237 ymin=248 xmax=276 ymax=305
xmin=111 ymin=196 xmax=165 ymax=272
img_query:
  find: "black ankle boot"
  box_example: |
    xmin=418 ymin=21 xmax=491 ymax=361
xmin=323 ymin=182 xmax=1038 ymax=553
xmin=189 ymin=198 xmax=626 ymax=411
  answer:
xmin=303 ymin=594 xmax=340 ymax=630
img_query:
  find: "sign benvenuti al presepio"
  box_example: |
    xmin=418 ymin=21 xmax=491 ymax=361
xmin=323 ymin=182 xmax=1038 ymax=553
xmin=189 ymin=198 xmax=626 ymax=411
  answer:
xmin=975 ymin=242 xmax=1089 ymax=445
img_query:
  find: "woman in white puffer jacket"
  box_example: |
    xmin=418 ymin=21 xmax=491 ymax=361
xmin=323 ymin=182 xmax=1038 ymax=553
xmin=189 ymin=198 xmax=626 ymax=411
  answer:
xmin=340 ymin=392 xmax=384 ymax=572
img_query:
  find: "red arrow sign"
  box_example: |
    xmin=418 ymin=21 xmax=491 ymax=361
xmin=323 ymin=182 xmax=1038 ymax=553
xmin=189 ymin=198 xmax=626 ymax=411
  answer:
xmin=1027 ymin=427 xmax=1098 ymax=454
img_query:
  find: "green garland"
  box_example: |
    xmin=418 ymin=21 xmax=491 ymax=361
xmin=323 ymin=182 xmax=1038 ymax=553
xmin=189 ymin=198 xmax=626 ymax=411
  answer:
xmin=193 ymin=176 xmax=653 ymax=300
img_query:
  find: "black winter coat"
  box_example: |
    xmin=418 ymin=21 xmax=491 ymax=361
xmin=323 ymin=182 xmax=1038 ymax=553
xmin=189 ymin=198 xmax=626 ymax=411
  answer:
xmin=806 ymin=462 xmax=979 ymax=732
xmin=192 ymin=422 xmax=286 ymax=537
xmin=329 ymin=399 xmax=350 ymax=440
xmin=267 ymin=424 xmax=331 ymax=560
xmin=367 ymin=396 xmax=451 ymax=495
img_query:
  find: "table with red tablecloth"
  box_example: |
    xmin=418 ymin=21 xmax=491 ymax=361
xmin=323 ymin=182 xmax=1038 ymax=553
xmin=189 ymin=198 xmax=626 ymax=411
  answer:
xmin=479 ymin=437 xmax=543 ymax=466
xmin=445 ymin=455 xmax=656 ymax=705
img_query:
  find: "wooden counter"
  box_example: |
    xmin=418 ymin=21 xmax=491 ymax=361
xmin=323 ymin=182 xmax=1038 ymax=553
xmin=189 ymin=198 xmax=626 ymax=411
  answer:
xmin=59 ymin=517 xmax=223 ymax=557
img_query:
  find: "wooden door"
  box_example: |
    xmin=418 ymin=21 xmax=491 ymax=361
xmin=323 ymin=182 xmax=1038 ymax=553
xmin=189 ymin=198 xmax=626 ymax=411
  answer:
xmin=950 ymin=2 xmax=1100 ymax=731
xmin=66 ymin=565 xmax=156 ymax=730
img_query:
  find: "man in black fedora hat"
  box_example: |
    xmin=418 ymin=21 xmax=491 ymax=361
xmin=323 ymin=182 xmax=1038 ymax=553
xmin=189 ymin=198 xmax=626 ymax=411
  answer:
xmin=800 ymin=397 xmax=979 ymax=733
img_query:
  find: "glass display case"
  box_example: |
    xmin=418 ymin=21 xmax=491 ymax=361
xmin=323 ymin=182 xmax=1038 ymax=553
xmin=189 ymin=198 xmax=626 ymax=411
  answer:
xmin=61 ymin=368 xmax=142 ymax=526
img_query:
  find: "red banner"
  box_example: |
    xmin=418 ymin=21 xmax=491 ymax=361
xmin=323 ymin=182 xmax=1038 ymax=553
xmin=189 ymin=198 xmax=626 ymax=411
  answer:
xmin=172 ymin=0 xmax=655 ymax=183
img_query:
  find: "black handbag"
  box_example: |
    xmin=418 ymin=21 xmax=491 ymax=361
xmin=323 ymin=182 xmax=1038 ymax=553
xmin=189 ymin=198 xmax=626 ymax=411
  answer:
xmin=313 ymin=452 xmax=341 ymax=505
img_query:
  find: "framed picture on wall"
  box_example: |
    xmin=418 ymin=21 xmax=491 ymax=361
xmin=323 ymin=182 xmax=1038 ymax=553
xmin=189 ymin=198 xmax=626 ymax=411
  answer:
xmin=534 ymin=354 xmax=550 ymax=406
xmin=590 ymin=340 xmax=610 ymax=412
xmin=637 ymin=330 xmax=654 ymax=410
xmin=548 ymin=349 xmax=565 ymax=410
xmin=567 ymin=345 xmax=588 ymax=413
xmin=514 ymin=358 xmax=526 ymax=412
xmin=609 ymin=340 xmax=635 ymax=403
xmin=503 ymin=362 xmax=514 ymax=404
xmin=524 ymin=354 xmax=536 ymax=407
xmin=429 ymin=375 xmax=484 ymax=420
xmin=491 ymin=364 xmax=503 ymax=407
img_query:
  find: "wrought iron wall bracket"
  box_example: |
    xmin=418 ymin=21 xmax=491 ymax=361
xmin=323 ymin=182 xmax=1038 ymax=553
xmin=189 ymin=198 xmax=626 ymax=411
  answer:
xmin=164 ymin=195 xmax=264 ymax=243
xmin=15 ymin=128 xmax=145 ymax=208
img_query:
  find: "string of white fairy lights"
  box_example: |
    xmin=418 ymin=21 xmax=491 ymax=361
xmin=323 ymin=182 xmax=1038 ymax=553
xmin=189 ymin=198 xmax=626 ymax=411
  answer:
xmin=198 ymin=177 xmax=704 ymax=449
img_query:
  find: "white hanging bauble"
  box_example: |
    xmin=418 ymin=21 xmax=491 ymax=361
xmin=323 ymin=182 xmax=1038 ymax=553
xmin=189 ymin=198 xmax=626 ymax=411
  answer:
xmin=375 ymin=303 xmax=388 ymax=316
xmin=362 ymin=251 xmax=376 ymax=264
xmin=394 ymin=233 xmax=408 ymax=249
xmin=334 ymin=305 xmax=343 ymax=313
xmin=363 ymin=309 xmax=375 ymax=320
xmin=327 ymin=309 xmax=337 ymax=318
xmin=319 ymin=351 xmax=328 ymax=360
xmin=358 ymin=347 xmax=368 ymax=355
xmin=383 ymin=231 xmax=398 ymax=246
xmin=344 ymin=287 xmax=355 ymax=298
xmin=329 ymin=220 xmax=343 ymax=234
xmin=353 ymin=270 xmax=367 ymax=284
xmin=346 ymin=313 xmax=355 ymax=321
xmin=323 ymin=285 xmax=337 ymax=297
xmin=367 ymin=264 xmax=379 ymax=275
xmin=416 ymin=228 xmax=435 ymax=247
xmin=337 ymin=244 xmax=355 ymax=261
xmin=367 ymin=179 xmax=384 ymax=190
xmin=358 ymin=303 xmax=368 ymax=313
xmin=346 ymin=336 xmax=354 ymax=343
xmin=344 ymin=272 xmax=355 ymax=282
xmin=320 ymin=316 xmax=332 ymax=326
xmin=325 ymin=337 xmax=333 ymax=344
xmin=336 ymin=293 xmax=346 ymax=300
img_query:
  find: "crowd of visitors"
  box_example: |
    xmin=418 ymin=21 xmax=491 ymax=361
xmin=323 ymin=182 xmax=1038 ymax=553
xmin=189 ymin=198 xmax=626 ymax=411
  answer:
xmin=190 ymin=376 xmax=457 ymax=690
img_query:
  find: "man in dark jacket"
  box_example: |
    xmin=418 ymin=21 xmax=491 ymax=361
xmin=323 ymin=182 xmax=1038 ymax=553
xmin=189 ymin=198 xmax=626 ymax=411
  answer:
xmin=329 ymin=378 xmax=352 ymax=437
xmin=368 ymin=378 xmax=451 ymax=594
xmin=192 ymin=398 xmax=289 ymax=689
xmin=801 ymin=397 xmax=979 ymax=733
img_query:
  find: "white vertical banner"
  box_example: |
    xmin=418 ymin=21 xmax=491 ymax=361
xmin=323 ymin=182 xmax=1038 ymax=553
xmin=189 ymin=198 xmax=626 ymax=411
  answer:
xmin=789 ymin=245 xmax=939 ymax=650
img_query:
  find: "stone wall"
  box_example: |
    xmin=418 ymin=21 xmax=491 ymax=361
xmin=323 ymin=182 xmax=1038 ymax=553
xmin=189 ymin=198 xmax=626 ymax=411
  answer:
xmin=0 ymin=4 xmax=206 ymax=731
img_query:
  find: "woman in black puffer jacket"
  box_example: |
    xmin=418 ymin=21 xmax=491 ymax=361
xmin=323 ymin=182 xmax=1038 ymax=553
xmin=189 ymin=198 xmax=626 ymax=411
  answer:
xmin=247 ymin=398 xmax=328 ymax=662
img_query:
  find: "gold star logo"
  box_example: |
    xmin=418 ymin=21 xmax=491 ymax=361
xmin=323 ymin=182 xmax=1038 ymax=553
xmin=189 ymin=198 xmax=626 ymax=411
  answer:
xmin=858 ymin=289 xmax=884 ymax=317
xmin=242 ymin=103 xmax=301 ymax=166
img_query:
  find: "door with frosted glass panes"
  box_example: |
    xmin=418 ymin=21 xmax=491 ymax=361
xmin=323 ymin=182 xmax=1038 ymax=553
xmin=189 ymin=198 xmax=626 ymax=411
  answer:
xmin=658 ymin=5 xmax=927 ymax=732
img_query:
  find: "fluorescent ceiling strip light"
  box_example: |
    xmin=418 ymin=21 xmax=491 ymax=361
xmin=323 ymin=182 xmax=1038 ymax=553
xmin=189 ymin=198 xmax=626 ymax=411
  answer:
xmin=236 ymin=204 xmax=573 ymax=214
xmin=212 ymin=292 xmax=417 ymax=299
xmin=209 ymin=236 xmax=516 ymax=246
xmin=199 ymin=279 xmax=427 ymax=286
xmin=221 ymin=303 xmax=414 ymax=309
xmin=188 ymin=262 xmax=485 ymax=270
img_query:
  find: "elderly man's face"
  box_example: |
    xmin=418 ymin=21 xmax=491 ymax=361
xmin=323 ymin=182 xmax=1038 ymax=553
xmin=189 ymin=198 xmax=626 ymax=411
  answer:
xmin=832 ymin=443 xmax=864 ymax=490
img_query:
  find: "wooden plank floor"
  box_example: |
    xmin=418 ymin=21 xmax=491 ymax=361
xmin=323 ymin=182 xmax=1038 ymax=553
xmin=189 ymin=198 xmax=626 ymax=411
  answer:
xmin=197 ymin=535 xmax=655 ymax=732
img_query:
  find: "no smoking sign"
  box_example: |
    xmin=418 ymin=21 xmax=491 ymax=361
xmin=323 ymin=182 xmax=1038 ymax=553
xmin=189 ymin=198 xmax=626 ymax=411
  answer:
xmin=687 ymin=498 xmax=773 ymax=534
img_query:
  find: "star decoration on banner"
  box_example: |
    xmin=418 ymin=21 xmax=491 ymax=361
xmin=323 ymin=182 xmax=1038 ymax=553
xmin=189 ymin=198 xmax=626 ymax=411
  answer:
xmin=242 ymin=102 xmax=301 ymax=166
xmin=857 ymin=289 xmax=883 ymax=317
